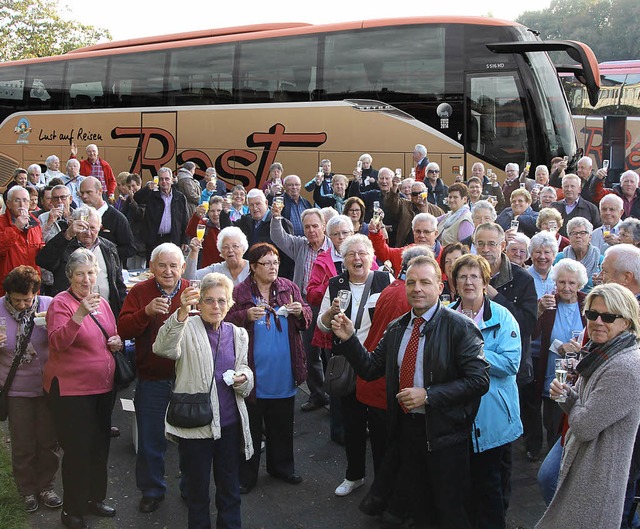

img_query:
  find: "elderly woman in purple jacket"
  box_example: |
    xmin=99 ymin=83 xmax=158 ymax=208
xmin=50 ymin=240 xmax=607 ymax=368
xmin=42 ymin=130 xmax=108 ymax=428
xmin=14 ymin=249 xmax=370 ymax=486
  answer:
xmin=226 ymin=242 xmax=312 ymax=494
xmin=0 ymin=266 xmax=61 ymax=513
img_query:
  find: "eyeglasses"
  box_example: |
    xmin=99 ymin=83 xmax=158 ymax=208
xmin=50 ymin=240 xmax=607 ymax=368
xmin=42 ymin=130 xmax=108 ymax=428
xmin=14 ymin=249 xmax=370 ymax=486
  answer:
xmin=457 ymin=274 xmax=482 ymax=283
xmin=427 ymin=170 xmax=440 ymax=174
xmin=584 ymin=309 xmax=624 ymax=323
xmin=256 ymin=260 xmax=280 ymax=268
xmin=221 ymin=244 xmax=242 ymax=252
xmin=569 ymin=231 xmax=589 ymax=237
xmin=410 ymin=192 xmax=423 ymax=197
xmin=475 ymin=241 xmax=501 ymax=249
xmin=200 ymin=297 xmax=228 ymax=306
xmin=345 ymin=209 xmax=361 ymax=214
xmin=413 ymin=229 xmax=436 ymax=236
xmin=51 ymin=195 xmax=70 ymax=201
xmin=344 ymin=250 xmax=370 ymax=259
xmin=330 ymin=230 xmax=353 ymax=238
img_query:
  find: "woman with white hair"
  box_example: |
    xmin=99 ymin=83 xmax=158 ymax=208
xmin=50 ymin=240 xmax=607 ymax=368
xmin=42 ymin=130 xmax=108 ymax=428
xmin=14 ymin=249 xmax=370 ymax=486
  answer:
xmin=44 ymin=155 xmax=65 ymax=184
xmin=528 ymin=231 xmax=559 ymax=298
xmin=506 ymin=232 xmax=531 ymax=268
xmin=185 ymin=226 xmax=250 ymax=285
xmin=534 ymin=259 xmax=588 ymax=453
xmin=554 ymin=217 xmax=604 ymax=292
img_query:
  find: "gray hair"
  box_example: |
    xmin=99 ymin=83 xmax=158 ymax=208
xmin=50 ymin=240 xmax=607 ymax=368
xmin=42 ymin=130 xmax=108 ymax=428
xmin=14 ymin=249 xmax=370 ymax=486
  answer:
xmin=150 ymin=242 xmax=185 ymax=265
xmin=332 ymin=174 xmax=348 ymax=186
xmin=620 ymin=170 xmax=640 ymax=185
xmin=340 ymin=233 xmax=374 ymax=258
xmin=619 ymin=218 xmax=640 ymax=243
xmin=426 ymin=162 xmax=440 ymax=173
xmin=320 ymin=207 xmax=338 ymax=224
xmin=66 ymin=158 xmax=80 ymax=170
xmin=402 ymin=178 xmax=416 ymax=189
xmin=540 ymin=186 xmax=558 ymax=199
xmin=507 ymin=232 xmax=531 ymax=258
xmin=182 ymin=161 xmax=196 ymax=172
xmin=359 ymin=153 xmax=373 ymax=164
xmin=474 ymin=222 xmax=505 ymax=242
xmin=412 ymin=212 xmax=437 ymax=230
xmin=578 ymin=156 xmax=593 ymax=168
xmin=401 ymin=245 xmax=434 ymax=268
xmin=300 ymin=208 xmax=324 ymax=226
xmin=6 ymin=186 xmax=29 ymax=201
xmin=535 ymin=165 xmax=549 ymax=175
xmin=45 ymin=155 xmax=59 ymax=168
xmin=246 ymin=188 xmax=267 ymax=202
xmin=562 ymin=174 xmax=582 ymax=187
xmin=550 ymin=258 xmax=589 ymax=290
xmin=200 ymin=272 xmax=235 ymax=309
xmin=472 ymin=200 xmax=497 ymax=221
xmin=414 ymin=144 xmax=427 ymax=157
xmin=586 ymin=283 xmax=640 ymax=337
xmin=86 ymin=144 xmax=98 ymax=153
xmin=505 ymin=162 xmax=519 ymax=173
xmin=157 ymin=167 xmax=172 ymax=179
xmin=216 ymin=226 xmax=249 ymax=254
xmin=600 ymin=193 xmax=624 ymax=211
xmin=529 ymin=231 xmax=559 ymax=256
xmin=269 ymin=162 xmax=283 ymax=173
xmin=51 ymin=184 xmax=69 ymax=196
xmin=604 ymin=244 xmax=640 ymax=283
xmin=283 ymin=174 xmax=301 ymax=186
xmin=27 ymin=164 xmax=41 ymax=175
xmin=326 ymin=214 xmax=353 ymax=236
xmin=320 ymin=159 xmax=331 ymax=166
xmin=566 ymin=216 xmax=593 ymax=236
xmin=65 ymin=247 xmax=99 ymax=280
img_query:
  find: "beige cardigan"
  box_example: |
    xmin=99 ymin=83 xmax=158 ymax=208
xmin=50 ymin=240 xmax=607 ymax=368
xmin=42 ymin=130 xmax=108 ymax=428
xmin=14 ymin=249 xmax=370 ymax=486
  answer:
xmin=153 ymin=312 xmax=254 ymax=460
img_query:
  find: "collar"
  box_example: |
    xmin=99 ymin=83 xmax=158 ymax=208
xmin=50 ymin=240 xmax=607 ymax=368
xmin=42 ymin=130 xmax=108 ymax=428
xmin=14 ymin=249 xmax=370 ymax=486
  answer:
xmin=564 ymin=196 xmax=579 ymax=207
xmin=491 ymin=254 xmax=514 ymax=289
xmin=411 ymin=304 xmax=437 ymax=325
xmin=160 ymin=189 xmax=173 ymax=198
xmin=96 ymin=202 xmax=108 ymax=217
xmin=309 ymin=235 xmax=331 ymax=253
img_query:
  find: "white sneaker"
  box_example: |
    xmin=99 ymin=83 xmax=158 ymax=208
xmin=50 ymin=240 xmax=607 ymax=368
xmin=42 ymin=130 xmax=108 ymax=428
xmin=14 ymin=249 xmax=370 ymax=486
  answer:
xmin=334 ymin=478 xmax=365 ymax=497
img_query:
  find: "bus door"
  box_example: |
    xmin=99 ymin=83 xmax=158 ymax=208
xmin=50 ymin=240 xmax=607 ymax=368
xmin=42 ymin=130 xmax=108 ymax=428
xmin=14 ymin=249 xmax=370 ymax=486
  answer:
xmin=464 ymin=71 xmax=530 ymax=175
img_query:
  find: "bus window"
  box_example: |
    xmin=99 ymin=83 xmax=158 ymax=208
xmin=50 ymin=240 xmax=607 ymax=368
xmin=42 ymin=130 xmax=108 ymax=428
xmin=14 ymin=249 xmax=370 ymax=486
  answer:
xmin=237 ymin=35 xmax=318 ymax=103
xmin=466 ymin=73 xmax=528 ymax=166
xmin=168 ymin=44 xmax=235 ymax=105
xmin=0 ymin=65 xmax=25 ymax=123
xmin=323 ymin=26 xmax=446 ymax=104
xmin=26 ymin=62 xmax=65 ymax=111
xmin=66 ymin=57 xmax=107 ymax=109
xmin=108 ymin=51 xmax=167 ymax=107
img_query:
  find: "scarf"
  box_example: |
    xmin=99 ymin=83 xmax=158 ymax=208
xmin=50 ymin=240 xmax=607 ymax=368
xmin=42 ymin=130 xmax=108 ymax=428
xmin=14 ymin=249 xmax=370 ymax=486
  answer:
xmin=333 ymin=195 xmax=346 ymax=214
xmin=249 ymin=277 xmax=282 ymax=332
xmin=3 ymin=294 xmax=39 ymax=365
xmin=577 ymin=331 xmax=637 ymax=380
xmin=564 ymin=244 xmax=601 ymax=278
xmin=440 ymin=204 xmax=471 ymax=231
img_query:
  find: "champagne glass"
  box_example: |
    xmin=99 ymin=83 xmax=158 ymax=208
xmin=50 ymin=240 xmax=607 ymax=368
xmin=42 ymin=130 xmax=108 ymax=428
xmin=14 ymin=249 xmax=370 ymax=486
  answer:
xmin=196 ymin=224 xmax=206 ymax=241
xmin=153 ymin=175 xmax=159 ymax=186
xmin=603 ymin=224 xmax=611 ymax=237
xmin=91 ymin=284 xmax=101 ymax=315
xmin=441 ymin=294 xmax=451 ymax=306
xmin=337 ymin=290 xmax=352 ymax=314
xmin=511 ymin=219 xmax=520 ymax=231
xmin=571 ymin=329 xmax=582 ymax=342
xmin=548 ymin=220 xmax=558 ymax=233
xmin=554 ymin=358 xmax=568 ymax=402
xmin=189 ymin=280 xmax=201 ymax=315
xmin=201 ymin=201 xmax=210 ymax=215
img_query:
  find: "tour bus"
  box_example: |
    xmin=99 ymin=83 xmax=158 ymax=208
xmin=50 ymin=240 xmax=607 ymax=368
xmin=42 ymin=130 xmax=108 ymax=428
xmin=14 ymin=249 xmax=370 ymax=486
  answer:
xmin=561 ymin=60 xmax=640 ymax=173
xmin=0 ymin=17 xmax=599 ymax=190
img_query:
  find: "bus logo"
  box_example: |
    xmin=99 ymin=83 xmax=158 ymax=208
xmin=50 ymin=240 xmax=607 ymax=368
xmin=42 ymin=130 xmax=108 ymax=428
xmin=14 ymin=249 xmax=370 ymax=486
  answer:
xmin=14 ymin=118 xmax=32 ymax=144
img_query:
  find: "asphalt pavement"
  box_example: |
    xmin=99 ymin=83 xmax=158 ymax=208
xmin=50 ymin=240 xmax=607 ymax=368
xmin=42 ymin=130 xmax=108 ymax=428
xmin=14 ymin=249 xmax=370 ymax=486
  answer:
xmin=18 ymin=384 xmax=547 ymax=529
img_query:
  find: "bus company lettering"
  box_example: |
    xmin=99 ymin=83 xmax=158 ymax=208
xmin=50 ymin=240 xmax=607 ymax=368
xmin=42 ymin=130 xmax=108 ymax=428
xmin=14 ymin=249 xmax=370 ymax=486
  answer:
xmin=37 ymin=128 xmax=103 ymax=143
xmin=113 ymin=123 xmax=327 ymax=188
xmin=579 ymin=124 xmax=640 ymax=171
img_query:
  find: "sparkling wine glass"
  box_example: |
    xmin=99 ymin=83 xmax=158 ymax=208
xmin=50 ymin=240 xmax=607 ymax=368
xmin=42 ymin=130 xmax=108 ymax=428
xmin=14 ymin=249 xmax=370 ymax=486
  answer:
xmin=189 ymin=280 xmax=201 ymax=315
xmin=337 ymin=290 xmax=352 ymax=313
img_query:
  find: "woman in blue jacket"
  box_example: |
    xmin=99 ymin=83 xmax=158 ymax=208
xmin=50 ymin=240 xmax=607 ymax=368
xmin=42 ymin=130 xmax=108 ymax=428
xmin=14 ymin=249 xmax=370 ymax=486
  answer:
xmin=451 ymin=254 xmax=523 ymax=529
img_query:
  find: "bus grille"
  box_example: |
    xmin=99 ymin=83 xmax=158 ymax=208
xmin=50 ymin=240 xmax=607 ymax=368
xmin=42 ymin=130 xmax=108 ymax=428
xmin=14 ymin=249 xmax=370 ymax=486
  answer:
xmin=0 ymin=153 xmax=18 ymax=188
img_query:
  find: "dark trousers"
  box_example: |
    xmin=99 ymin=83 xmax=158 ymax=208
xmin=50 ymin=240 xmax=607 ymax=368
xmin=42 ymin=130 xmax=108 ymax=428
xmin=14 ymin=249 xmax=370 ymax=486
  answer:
xmin=240 ymin=396 xmax=295 ymax=487
xmin=46 ymin=378 xmax=113 ymax=516
xmin=519 ymin=379 xmax=543 ymax=454
xmin=471 ymin=444 xmax=511 ymax=529
xmin=400 ymin=414 xmax=473 ymax=529
xmin=7 ymin=396 xmax=60 ymax=496
xmin=179 ymin=423 xmax=242 ymax=529
xmin=341 ymin=392 xmax=387 ymax=481
xmin=301 ymin=304 xmax=327 ymax=404
xmin=542 ymin=397 xmax=564 ymax=449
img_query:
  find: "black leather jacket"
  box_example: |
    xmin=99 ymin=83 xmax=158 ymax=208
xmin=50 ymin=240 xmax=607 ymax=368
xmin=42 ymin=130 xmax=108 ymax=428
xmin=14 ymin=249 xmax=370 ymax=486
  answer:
xmin=334 ymin=303 xmax=489 ymax=451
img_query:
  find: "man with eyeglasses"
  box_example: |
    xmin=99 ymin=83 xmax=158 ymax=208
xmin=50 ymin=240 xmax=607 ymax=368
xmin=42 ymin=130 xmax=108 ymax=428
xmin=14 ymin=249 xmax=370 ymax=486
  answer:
xmin=550 ymin=173 xmax=601 ymax=237
xmin=473 ymin=222 xmax=537 ymax=484
xmin=0 ymin=186 xmax=44 ymax=295
xmin=271 ymin=206 xmax=332 ymax=411
xmin=368 ymin=213 xmax=442 ymax=276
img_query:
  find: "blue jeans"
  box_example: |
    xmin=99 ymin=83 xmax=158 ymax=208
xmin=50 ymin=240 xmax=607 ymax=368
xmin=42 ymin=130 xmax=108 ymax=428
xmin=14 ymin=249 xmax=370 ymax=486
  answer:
xmin=179 ymin=424 xmax=242 ymax=529
xmin=537 ymin=438 xmax=562 ymax=505
xmin=135 ymin=378 xmax=186 ymax=499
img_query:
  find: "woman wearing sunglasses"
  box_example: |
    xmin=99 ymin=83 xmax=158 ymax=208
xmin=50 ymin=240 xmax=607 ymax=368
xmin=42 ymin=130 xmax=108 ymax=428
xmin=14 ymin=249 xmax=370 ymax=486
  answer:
xmin=536 ymin=283 xmax=640 ymax=529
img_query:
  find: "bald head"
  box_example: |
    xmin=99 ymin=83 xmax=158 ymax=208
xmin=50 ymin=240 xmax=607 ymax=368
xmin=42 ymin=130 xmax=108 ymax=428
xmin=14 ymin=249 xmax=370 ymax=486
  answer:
xmin=79 ymin=176 xmax=105 ymax=208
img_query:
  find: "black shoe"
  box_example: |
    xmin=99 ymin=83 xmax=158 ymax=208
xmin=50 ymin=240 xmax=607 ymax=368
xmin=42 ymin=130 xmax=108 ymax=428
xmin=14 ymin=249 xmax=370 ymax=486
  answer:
xmin=271 ymin=472 xmax=303 ymax=485
xmin=88 ymin=501 xmax=116 ymax=517
xmin=61 ymin=511 xmax=88 ymax=529
xmin=110 ymin=426 xmax=120 ymax=438
xmin=359 ymin=493 xmax=386 ymax=516
xmin=139 ymin=496 xmax=163 ymax=513
xmin=300 ymin=399 xmax=327 ymax=411
xmin=239 ymin=483 xmax=254 ymax=495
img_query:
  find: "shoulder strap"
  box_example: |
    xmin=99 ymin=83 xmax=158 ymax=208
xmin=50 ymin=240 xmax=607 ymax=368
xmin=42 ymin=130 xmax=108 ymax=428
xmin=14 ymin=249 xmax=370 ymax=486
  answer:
xmin=354 ymin=272 xmax=374 ymax=331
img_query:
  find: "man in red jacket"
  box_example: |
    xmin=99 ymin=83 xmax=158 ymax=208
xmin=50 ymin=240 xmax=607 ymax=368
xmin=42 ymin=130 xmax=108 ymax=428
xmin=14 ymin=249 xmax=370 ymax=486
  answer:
xmin=70 ymin=142 xmax=116 ymax=200
xmin=0 ymin=186 xmax=44 ymax=295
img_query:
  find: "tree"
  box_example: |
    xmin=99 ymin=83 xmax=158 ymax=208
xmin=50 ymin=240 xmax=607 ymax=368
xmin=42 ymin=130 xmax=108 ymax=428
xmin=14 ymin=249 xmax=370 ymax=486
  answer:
xmin=0 ymin=0 xmax=111 ymax=62
xmin=516 ymin=0 xmax=640 ymax=61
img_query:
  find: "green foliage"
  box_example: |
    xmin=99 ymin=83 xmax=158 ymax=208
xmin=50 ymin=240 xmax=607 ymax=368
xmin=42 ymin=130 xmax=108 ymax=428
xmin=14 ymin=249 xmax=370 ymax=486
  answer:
xmin=0 ymin=0 xmax=111 ymax=62
xmin=0 ymin=434 xmax=29 ymax=529
xmin=516 ymin=0 xmax=640 ymax=61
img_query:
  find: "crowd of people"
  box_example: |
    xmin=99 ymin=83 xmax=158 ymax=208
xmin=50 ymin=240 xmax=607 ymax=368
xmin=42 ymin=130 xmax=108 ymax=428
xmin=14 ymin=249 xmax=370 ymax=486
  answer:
xmin=1 ymin=140 xmax=640 ymax=529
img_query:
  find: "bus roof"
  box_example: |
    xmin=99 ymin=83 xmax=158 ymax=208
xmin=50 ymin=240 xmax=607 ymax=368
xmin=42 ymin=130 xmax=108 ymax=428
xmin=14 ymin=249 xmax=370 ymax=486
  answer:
xmin=1 ymin=16 xmax=523 ymax=68
xmin=598 ymin=60 xmax=640 ymax=74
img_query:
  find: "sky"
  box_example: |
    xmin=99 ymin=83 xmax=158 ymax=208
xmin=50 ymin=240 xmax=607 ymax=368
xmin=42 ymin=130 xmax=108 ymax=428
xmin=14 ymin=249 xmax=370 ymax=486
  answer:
xmin=61 ymin=0 xmax=552 ymax=42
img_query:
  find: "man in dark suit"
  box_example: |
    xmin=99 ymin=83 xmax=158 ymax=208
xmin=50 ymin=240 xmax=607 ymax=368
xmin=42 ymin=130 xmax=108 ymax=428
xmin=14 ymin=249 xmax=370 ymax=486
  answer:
xmin=550 ymin=173 xmax=601 ymax=237
xmin=234 ymin=189 xmax=294 ymax=279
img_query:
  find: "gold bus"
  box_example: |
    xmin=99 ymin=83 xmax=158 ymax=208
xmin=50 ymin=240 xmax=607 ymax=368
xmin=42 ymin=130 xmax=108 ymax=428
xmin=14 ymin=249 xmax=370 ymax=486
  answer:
xmin=0 ymin=17 xmax=599 ymax=189
xmin=561 ymin=60 xmax=640 ymax=174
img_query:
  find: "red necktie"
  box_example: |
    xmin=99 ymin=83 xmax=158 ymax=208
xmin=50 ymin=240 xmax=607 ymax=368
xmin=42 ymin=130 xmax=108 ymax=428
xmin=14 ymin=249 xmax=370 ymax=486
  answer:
xmin=399 ymin=317 xmax=425 ymax=413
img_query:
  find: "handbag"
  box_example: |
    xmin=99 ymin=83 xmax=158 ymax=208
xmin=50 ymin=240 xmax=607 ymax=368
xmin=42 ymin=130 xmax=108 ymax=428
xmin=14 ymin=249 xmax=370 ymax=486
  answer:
xmin=324 ymin=272 xmax=374 ymax=398
xmin=69 ymin=290 xmax=135 ymax=390
xmin=166 ymin=326 xmax=220 ymax=429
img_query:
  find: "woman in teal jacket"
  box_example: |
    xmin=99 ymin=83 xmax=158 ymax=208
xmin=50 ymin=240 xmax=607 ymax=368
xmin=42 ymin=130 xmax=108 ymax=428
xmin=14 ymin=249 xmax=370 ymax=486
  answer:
xmin=451 ymin=253 xmax=523 ymax=529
